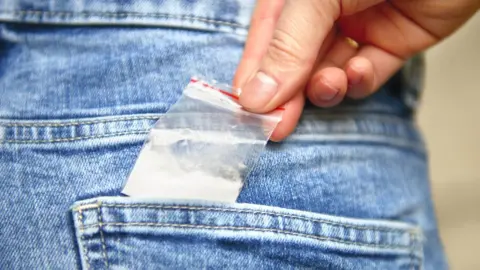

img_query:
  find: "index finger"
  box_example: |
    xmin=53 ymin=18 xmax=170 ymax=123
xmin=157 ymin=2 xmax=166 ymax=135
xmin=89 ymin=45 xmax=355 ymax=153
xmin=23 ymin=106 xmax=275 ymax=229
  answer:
xmin=238 ymin=0 xmax=340 ymax=113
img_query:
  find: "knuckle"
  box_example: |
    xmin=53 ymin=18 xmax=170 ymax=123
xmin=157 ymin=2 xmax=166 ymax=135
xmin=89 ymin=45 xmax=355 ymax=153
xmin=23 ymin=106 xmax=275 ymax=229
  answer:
xmin=267 ymin=29 xmax=305 ymax=69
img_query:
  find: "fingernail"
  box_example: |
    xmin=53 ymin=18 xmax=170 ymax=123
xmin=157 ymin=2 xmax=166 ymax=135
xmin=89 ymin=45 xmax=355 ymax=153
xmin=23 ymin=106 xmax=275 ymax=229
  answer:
xmin=318 ymin=80 xmax=339 ymax=101
xmin=316 ymin=79 xmax=340 ymax=101
xmin=348 ymin=65 xmax=363 ymax=85
xmin=240 ymin=72 xmax=278 ymax=109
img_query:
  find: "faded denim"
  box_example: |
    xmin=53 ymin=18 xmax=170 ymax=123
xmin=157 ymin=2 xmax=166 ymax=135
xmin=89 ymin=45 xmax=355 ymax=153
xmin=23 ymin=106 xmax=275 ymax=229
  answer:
xmin=0 ymin=0 xmax=447 ymax=269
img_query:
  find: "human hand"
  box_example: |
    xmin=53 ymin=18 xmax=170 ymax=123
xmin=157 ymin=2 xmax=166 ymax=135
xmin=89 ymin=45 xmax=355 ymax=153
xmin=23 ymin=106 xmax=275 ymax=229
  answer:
xmin=234 ymin=0 xmax=479 ymax=141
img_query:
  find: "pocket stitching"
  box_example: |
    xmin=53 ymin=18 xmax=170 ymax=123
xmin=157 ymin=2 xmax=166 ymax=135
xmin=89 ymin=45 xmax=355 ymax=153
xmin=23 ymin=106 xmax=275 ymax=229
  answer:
xmin=81 ymin=203 xmax=418 ymax=235
xmin=79 ymin=222 xmax=413 ymax=251
xmin=0 ymin=10 xmax=246 ymax=28
xmin=97 ymin=204 xmax=109 ymax=269
xmin=1 ymin=115 xmax=161 ymax=127
xmin=77 ymin=209 xmax=91 ymax=270
xmin=5 ymin=130 xmax=148 ymax=144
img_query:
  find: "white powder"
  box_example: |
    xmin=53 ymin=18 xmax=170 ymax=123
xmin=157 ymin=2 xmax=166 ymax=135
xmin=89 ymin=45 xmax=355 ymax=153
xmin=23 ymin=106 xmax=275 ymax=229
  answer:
xmin=122 ymin=141 xmax=243 ymax=202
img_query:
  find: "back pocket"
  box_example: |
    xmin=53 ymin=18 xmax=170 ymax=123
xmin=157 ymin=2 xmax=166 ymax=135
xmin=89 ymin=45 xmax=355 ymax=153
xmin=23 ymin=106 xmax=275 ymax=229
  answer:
xmin=72 ymin=196 xmax=423 ymax=270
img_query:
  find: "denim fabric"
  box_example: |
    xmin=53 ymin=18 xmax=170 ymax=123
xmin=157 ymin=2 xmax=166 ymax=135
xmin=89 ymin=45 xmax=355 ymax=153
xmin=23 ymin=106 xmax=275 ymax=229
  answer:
xmin=72 ymin=198 xmax=422 ymax=269
xmin=0 ymin=0 xmax=447 ymax=269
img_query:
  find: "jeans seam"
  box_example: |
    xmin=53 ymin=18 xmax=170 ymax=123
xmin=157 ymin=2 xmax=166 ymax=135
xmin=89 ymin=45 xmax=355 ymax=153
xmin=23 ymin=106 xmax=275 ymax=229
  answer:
xmin=81 ymin=203 xmax=416 ymax=235
xmin=2 ymin=115 xmax=161 ymax=127
xmin=79 ymin=222 xmax=417 ymax=251
xmin=97 ymin=202 xmax=109 ymax=269
xmin=0 ymin=112 xmax=406 ymax=127
xmin=410 ymin=232 xmax=414 ymax=270
xmin=4 ymin=130 xmax=148 ymax=144
xmin=77 ymin=210 xmax=90 ymax=270
xmin=0 ymin=113 xmax=407 ymax=127
xmin=410 ymin=231 xmax=424 ymax=270
xmin=0 ymin=10 xmax=246 ymax=28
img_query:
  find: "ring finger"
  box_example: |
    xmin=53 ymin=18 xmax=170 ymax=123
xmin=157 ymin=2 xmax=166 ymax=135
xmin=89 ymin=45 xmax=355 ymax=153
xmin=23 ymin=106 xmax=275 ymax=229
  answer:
xmin=307 ymin=33 xmax=360 ymax=107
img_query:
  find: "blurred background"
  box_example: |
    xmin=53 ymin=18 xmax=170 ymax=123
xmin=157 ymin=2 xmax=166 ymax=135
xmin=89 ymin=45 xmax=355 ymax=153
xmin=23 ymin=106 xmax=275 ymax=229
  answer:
xmin=419 ymin=12 xmax=480 ymax=270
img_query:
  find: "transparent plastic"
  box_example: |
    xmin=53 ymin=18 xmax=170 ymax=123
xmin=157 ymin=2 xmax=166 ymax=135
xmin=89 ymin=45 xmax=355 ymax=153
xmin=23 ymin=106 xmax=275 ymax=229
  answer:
xmin=122 ymin=77 xmax=283 ymax=202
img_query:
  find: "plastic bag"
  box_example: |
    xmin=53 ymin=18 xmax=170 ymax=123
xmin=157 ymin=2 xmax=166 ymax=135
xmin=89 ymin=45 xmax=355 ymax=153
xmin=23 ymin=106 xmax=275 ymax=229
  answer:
xmin=122 ymin=77 xmax=283 ymax=202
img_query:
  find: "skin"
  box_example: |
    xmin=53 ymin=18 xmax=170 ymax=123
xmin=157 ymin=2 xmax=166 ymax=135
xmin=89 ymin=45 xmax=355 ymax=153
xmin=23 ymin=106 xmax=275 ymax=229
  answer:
xmin=233 ymin=0 xmax=480 ymax=141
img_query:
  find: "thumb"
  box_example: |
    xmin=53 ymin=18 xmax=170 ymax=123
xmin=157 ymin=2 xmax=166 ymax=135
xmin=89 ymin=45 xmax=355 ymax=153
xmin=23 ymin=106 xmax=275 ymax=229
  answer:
xmin=239 ymin=0 xmax=340 ymax=113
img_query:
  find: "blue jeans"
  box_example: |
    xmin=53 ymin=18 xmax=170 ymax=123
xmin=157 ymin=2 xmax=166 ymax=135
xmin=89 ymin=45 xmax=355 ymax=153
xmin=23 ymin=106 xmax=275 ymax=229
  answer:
xmin=0 ymin=0 xmax=447 ymax=269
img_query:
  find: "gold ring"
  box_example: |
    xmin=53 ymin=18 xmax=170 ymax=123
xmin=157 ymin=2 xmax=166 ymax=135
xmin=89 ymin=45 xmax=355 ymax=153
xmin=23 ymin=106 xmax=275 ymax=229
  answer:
xmin=345 ymin=37 xmax=359 ymax=49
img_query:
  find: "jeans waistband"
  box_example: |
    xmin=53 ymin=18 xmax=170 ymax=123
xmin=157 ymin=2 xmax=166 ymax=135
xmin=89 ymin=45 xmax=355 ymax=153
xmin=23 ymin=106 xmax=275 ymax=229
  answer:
xmin=0 ymin=0 xmax=254 ymax=34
